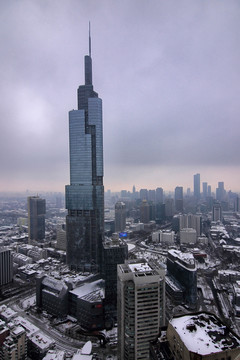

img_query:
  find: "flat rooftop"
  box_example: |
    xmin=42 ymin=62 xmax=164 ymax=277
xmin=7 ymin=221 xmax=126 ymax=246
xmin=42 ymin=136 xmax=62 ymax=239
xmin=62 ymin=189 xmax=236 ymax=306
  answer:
xmin=170 ymin=313 xmax=240 ymax=355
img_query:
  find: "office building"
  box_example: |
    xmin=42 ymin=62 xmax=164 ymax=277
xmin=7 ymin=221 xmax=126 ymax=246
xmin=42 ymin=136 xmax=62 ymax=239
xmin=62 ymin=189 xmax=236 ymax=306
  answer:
xmin=216 ymin=181 xmax=226 ymax=202
xmin=36 ymin=275 xmax=68 ymax=318
xmin=65 ymin=28 xmax=104 ymax=271
xmin=148 ymin=190 xmax=156 ymax=203
xmin=117 ymin=259 xmax=165 ymax=360
xmin=193 ymin=173 xmax=200 ymax=200
xmin=212 ymin=202 xmax=222 ymax=222
xmin=56 ymin=228 xmax=66 ymax=251
xmin=167 ymin=249 xmax=197 ymax=308
xmin=140 ymin=200 xmax=150 ymax=223
xmin=27 ymin=196 xmax=46 ymax=243
xmin=102 ymin=238 xmax=128 ymax=312
xmin=165 ymin=198 xmax=174 ymax=217
xmin=202 ymin=181 xmax=208 ymax=199
xmin=156 ymin=187 xmax=163 ymax=203
xmin=140 ymin=189 xmax=148 ymax=201
xmin=167 ymin=312 xmax=240 ymax=360
xmin=115 ymin=201 xmax=126 ymax=233
xmin=174 ymin=186 xmax=183 ymax=213
xmin=0 ymin=247 xmax=13 ymax=286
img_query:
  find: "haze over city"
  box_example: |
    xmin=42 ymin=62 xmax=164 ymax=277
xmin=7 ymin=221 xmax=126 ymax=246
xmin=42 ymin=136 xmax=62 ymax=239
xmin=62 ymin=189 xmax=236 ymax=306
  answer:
xmin=0 ymin=0 xmax=239 ymax=193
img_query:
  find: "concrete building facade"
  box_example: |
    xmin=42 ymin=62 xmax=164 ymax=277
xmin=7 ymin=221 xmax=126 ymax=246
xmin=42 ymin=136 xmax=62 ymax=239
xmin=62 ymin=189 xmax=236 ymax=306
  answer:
xmin=117 ymin=260 xmax=165 ymax=360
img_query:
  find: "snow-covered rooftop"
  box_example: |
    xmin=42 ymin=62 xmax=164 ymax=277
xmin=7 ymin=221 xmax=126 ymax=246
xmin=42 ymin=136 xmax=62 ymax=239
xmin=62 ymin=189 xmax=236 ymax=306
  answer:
xmin=128 ymin=262 xmax=152 ymax=273
xmin=0 ymin=306 xmax=17 ymax=321
xmin=29 ymin=331 xmax=55 ymax=350
xmin=70 ymin=279 xmax=105 ymax=299
xmin=168 ymin=249 xmax=196 ymax=270
xmin=14 ymin=316 xmax=39 ymax=336
xmin=43 ymin=350 xmax=65 ymax=360
xmin=170 ymin=313 xmax=240 ymax=355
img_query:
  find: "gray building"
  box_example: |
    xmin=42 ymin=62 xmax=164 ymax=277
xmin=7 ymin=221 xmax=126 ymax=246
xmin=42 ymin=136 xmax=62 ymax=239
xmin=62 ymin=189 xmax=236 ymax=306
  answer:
xmin=0 ymin=247 xmax=13 ymax=286
xmin=102 ymin=238 xmax=128 ymax=314
xmin=117 ymin=260 xmax=165 ymax=360
xmin=28 ymin=196 xmax=46 ymax=243
xmin=193 ymin=173 xmax=200 ymax=200
xmin=115 ymin=201 xmax=126 ymax=233
xmin=167 ymin=249 xmax=197 ymax=309
xmin=36 ymin=275 xmax=68 ymax=318
xmin=174 ymin=186 xmax=183 ymax=213
xmin=65 ymin=29 xmax=104 ymax=271
xmin=212 ymin=202 xmax=222 ymax=222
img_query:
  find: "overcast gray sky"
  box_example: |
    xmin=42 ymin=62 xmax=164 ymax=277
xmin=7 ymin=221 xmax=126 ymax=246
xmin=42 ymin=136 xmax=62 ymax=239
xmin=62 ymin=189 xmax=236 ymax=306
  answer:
xmin=0 ymin=0 xmax=239 ymax=194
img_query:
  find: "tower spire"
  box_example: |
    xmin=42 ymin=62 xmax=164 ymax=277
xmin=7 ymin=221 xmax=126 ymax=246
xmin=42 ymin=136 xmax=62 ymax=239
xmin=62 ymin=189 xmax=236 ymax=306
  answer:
xmin=84 ymin=22 xmax=92 ymax=86
xmin=89 ymin=21 xmax=91 ymax=57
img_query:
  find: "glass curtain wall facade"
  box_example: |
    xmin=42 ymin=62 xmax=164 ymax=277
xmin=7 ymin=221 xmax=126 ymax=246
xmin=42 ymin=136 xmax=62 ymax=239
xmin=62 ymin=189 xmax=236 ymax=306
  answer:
xmin=65 ymin=36 xmax=104 ymax=271
xmin=27 ymin=196 xmax=46 ymax=243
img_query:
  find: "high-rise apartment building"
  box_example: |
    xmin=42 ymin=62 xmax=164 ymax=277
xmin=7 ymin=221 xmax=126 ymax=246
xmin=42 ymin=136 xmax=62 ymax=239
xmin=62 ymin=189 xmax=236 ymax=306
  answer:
xmin=178 ymin=213 xmax=202 ymax=236
xmin=0 ymin=247 xmax=13 ymax=286
xmin=27 ymin=196 xmax=46 ymax=243
xmin=0 ymin=325 xmax=27 ymax=360
xmin=117 ymin=259 xmax=165 ymax=360
xmin=115 ymin=201 xmax=126 ymax=233
xmin=193 ymin=173 xmax=200 ymax=200
xmin=65 ymin=28 xmax=104 ymax=271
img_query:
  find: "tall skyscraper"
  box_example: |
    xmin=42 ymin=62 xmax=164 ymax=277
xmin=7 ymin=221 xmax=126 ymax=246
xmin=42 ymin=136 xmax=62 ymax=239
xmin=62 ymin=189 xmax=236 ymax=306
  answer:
xmin=193 ymin=173 xmax=200 ymax=200
xmin=27 ymin=196 xmax=46 ymax=243
xmin=207 ymin=184 xmax=212 ymax=197
xmin=202 ymin=182 xmax=208 ymax=199
xmin=174 ymin=186 xmax=183 ymax=212
xmin=117 ymin=259 xmax=165 ymax=360
xmin=115 ymin=201 xmax=126 ymax=233
xmin=156 ymin=187 xmax=164 ymax=203
xmin=216 ymin=181 xmax=226 ymax=202
xmin=65 ymin=27 xmax=104 ymax=271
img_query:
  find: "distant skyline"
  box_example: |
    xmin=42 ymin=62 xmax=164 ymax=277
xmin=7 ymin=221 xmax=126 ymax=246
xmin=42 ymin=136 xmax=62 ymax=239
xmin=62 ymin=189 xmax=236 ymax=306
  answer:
xmin=0 ymin=1 xmax=240 ymax=194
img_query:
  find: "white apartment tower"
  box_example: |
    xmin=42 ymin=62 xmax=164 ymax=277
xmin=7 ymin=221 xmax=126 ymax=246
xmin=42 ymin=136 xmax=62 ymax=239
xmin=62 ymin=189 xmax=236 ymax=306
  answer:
xmin=117 ymin=260 xmax=165 ymax=360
